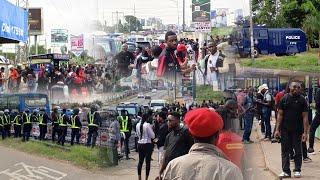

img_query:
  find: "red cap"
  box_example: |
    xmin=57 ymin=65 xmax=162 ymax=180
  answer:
xmin=185 ymin=108 xmax=224 ymax=138
xmin=177 ymin=44 xmax=187 ymax=52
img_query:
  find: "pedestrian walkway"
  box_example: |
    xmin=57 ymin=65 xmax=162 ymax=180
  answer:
xmin=254 ymin=122 xmax=320 ymax=180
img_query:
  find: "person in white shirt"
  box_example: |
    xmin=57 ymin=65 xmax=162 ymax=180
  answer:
xmin=204 ymin=43 xmax=219 ymax=87
xmin=136 ymin=113 xmax=155 ymax=180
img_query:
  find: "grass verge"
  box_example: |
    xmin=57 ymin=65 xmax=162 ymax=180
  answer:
xmin=0 ymin=138 xmax=112 ymax=169
xmin=196 ymin=85 xmax=224 ymax=103
xmin=240 ymin=52 xmax=320 ymax=72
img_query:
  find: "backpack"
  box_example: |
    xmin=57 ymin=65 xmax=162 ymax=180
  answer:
xmin=264 ymin=91 xmax=275 ymax=110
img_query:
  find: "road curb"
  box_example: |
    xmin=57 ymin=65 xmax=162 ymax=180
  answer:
xmin=253 ymin=122 xmax=278 ymax=178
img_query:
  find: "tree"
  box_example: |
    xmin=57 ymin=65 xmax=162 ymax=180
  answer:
xmin=30 ymin=45 xmax=47 ymax=55
xmin=124 ymin=15 xmax=142 ymax=32
xmin=303 ymin=12 xmax=320 ymax=50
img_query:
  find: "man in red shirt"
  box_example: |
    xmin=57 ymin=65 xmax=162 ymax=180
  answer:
xmin=9 ymin=67 xmax=19 ymax=93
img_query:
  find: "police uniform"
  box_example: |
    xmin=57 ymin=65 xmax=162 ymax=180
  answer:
xmin=37 ymin=109 xmax=49 ymax=140
xmin=70 ymin=110 xmax=82 ymax=145
xmin=86 ymin=110 xmax=101 ymax=148
xmin=22 ymin=110 xmax=33 ymax=142
xmin=51 ymin=109 xmax=60 ymax=142
xmin=12 ymin=111 xmax=22 ymax=138
xmin=57 ymin=111 xmax=69 ymax=146
xmin=0 ymin=111 xmax=6 ymax=139
xmin=118 ymin=113 xmax=132 ymax=159
xmin=4 ymin=110 xmax=11 ymax=138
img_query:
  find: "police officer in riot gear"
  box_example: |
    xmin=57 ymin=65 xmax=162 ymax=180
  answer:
xmin=51 ymin=107 xmax=60 ymax=142
xmin=86 ymin=105 xmax=101 ymax=148
xmin=4 ymin=109 xmax=11 ymax=138
xmin=70 ymin=108 xmax=82 ymax=145
xmin=57 ymin=108 xmax=69 ymax=146
xmin=118 ymin=109 xmax=132 ymax=160
xmin=0 ymin=111 xmax=6 ymax=139
xmin=22 ymin=109 xmax=33 ymax=142
xmin=38 ymin=108 xmax=49 ymax=140
xmin=11 ymin=109 xmax=22 ymax=138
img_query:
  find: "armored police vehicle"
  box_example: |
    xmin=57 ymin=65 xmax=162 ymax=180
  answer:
xmin=232 ymin=27 xmax=307 ymax=57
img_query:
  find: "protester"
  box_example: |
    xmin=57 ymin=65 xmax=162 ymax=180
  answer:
xmin=162 ymin=108 xmax=243 ymax=180
xmin=136 ymin=113 xmax=155 ymax=180
xmin=275 ymin=81 xmax=309 ymax=178
xmin=158 ymin=112 xmax=193 ymax=178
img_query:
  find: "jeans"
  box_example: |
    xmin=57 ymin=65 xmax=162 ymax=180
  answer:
xmin=121 ymin=133 xmax=130 ymax=158
xmin=262 ymin=107 xmax=272 ymax=138
xmin=281 ymin=130 xmax=302 ymax=175
xmin=309 ymin=113 xmax=320 ymax=149
xmin=0 ymin=126 xmax=5 ymax=139
xmin=137 ymin=143 xmax=153 ymax=176
xmin=243 ymin=113 xmax=254 ymax=141
xmin=22 ymin=124 xmax=32 ymax=141
xmin=87 ymin=127 xmax=98 ymax=147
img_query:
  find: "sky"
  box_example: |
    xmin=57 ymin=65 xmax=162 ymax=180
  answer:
xmin=5 ymin=0 xmax=249 ymax=46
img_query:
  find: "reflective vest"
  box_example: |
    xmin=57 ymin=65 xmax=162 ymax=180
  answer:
xmin=38 ymin=114 xmax=45 ymax=125
xmin=14 ymin=115 xmax=21 ymax=125
xmin=4 ymin=115 xmax=10 ymax=125
xmin=24 ymin=113 xmax=32 ymax=124
xmin=59 ymin=114 xmax=67 ymax=127
xmin=119 ymin=116 xmax=129 ymax=132
xmin=88 ymin=112 xmax=98 ymax=127
xmin=0 ymin=116 xmax=4 ymax=126
xmin=71 ymin=115 xmax=79 ymax=129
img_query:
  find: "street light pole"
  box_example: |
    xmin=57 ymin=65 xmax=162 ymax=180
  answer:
xmin=249 ymin=0 xmax=254 ymax=61
xmin=183 ymin=0 xmax=185 ymax=31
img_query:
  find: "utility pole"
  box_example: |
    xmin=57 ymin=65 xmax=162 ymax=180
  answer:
xmin=249 ymin=0 xmax=254 ymax=61
xmin=112 ymin=11 xmax=124 ymax=33
xmin=183 ymin=0 xmax=185 ymax=31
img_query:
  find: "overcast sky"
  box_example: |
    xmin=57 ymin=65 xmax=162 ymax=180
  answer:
xmin=5 ymin=0 xmax=249 ymax=46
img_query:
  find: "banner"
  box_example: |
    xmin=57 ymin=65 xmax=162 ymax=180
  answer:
xmin=70 ymin=34 xmax=84 ymax=57
xmin=0 ymin=0 xmax=28 ymax=43
xmin=28 ymin=8 xmax=43 ymax=36
xmin=192 ymin=0 xmax=210 ymax=22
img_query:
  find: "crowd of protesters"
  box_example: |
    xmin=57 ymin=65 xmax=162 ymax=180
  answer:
xmin=0 ymin=63 xmax=117 ymax=96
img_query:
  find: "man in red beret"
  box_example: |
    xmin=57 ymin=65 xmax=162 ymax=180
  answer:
xmin=162 ymin=108 xmax=243 ymax=180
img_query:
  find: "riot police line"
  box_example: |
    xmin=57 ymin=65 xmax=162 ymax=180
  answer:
xmin=0 ymin=107 xmax=112 ymax=148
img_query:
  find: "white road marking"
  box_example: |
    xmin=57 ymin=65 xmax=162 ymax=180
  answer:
xmin=0 ymin=162 xmax=67 ymax=180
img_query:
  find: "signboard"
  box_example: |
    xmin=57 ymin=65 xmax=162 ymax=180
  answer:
xmin=70 ymin=34 xmax=84 ymax=57
xmin=0 ymin=0 xmax=28 ymax=43
xmin=28 ymin=8 xmax=43 ymax=35
xmin=214 ymin=8 xmax=228 ymax=27
xmin=193 ymin=22 xmax=211 ymax=32
xmin=51 ymin=29 xmax=68 ymax=44
xmin=192 ymin=0 xmax=210 ymax=22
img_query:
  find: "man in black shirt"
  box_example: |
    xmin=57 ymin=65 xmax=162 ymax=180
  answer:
xmin=275 ymin=81 xmax=309 ymax=178
xmin=155 ymin=111 xmax=169 ymax=165
xmin=115 ymin=43 xmax=135 ymax=78
xmin=158 ymin=112 xmax=193 ymax=178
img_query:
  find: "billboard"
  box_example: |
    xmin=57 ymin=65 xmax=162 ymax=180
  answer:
xmin=0 ymin=0 xmax=28 ymax=43
xmin=192 ymin=0 xmax=210 ymax=22
xmin=28 ymin=8 xmax=43 ymax=35
xmin=215 ymin=8 xmax=228 ymax=27
xmin=70 ymin=34 xmax=84 ymax=57
xmin=51 ymin=29 xmax=68 ymax=44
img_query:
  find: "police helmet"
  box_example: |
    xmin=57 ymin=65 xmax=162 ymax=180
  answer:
xmin=24 ymin=108 xmax=30 ymax=113
xmin=11 ymin=109 xmax=19 ymax=113
xmin=40 ymin=108 xmax=45 ymax=112
xmin=90 ymin=104 xmax=97 ymax=112
xmin=0 ymin=111 xmax=4 ymax=115
xmin=33 ymin=109 xmax=39 ymax=113
xmin=4 ymin=109 xmax=9 ymax=113
xmin=73 ymin=108 xmax=80 ymax=115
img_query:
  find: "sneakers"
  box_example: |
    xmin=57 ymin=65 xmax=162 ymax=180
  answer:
xmin=278 ymin=172 xmax=291 ymax=178
xmin=293 ymin=171 xmax=301 ymax=178
xmin=307 ymin=148 xmax=315 ymax=155
xmin=243 ymin=140 xmax=254 ymax=144
xmin=303 ymin=157 xmax=312 ymax=163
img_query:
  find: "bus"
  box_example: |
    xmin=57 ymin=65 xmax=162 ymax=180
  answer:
xmin=0 ymin=93 xmax=50 ymax=115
